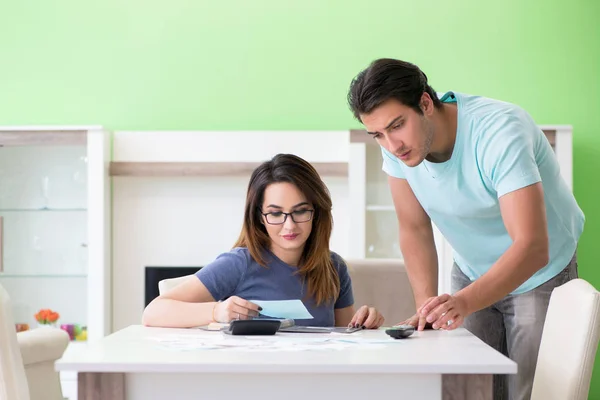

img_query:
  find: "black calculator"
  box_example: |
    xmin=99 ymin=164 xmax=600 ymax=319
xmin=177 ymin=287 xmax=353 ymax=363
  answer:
xmin=385 ymin=325 xmax=415 ymax=339
xmin=223 ymin=319 xmax=281 ymax=336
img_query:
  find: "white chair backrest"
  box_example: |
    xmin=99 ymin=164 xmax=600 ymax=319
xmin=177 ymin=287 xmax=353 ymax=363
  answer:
xmin=0 ymin=283 xmax=30 ymax=400
xmin=531 ymin=278 xmax=600 ymax=400
xmin=158 ymin=274 xmax=195 ymax=296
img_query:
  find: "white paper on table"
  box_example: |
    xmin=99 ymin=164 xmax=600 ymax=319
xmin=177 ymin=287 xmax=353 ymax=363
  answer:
xmin=252 ymin=299 xmax=314 ymax=320
xmin=146 ymin=332 xmax=401 ymax=352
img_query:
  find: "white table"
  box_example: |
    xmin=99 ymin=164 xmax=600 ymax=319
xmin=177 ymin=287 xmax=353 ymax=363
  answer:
xmin=56 ymin=325 xmax=516 ymax=400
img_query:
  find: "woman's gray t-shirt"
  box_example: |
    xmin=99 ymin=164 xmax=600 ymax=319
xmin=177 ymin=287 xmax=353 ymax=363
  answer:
xmin=195 ymin=247 xmax=354 ymax=326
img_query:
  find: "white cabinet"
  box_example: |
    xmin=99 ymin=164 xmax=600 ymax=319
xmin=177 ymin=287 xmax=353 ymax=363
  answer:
xmin=348 ymin=125 xmax=573 ymax=294
xmin=541 ymin=125 xmax=573 ymax=190
xmin=0 ymin=126 xmax=112 ymax=399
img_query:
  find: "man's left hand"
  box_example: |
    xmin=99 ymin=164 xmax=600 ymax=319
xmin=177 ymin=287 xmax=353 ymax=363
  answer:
xmin=419 ymin=293 xmax=470 ymax=330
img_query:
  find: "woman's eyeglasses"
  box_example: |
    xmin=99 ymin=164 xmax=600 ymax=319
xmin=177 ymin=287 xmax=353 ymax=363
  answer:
xmin=260 ymin=209 xmax=314 ymax=225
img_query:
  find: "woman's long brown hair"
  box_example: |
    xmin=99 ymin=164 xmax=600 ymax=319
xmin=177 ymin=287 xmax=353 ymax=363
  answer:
xmin=233 ymin=154 xmax=339 ymax=305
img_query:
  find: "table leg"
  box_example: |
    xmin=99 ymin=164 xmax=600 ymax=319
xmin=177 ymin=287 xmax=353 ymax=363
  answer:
xmin=442 ymin=374 xmax=493 ymax=400
xmin=78 ymin=372 xmax=125 ymax=400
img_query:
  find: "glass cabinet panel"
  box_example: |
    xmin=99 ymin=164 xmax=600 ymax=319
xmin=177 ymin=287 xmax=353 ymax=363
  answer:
xmin=365 ymin=143 xmax=394 ymax=207
xmin=0 ymin=144 xmax=89 ymax=328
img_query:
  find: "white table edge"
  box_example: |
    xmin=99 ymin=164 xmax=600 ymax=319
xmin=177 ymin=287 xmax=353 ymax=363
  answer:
xmin=55 ymin=360 xmax=517 ymax=375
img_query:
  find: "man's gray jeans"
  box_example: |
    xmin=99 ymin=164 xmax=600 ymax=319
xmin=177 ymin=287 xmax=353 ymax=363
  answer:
xmin=451 ymin=254 xmax=578 ymax=400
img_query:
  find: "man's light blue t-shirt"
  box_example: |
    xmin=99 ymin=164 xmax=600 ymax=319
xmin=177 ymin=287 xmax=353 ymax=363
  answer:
xmin=195 ymin=247 xmax=354 ymax=326
xmin=381 ymin=91 xmax=585 ymax=294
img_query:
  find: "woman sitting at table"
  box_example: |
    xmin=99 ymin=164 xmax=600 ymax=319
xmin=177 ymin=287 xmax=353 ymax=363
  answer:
xmin=142 ymin=153 xmax=384 ymax=329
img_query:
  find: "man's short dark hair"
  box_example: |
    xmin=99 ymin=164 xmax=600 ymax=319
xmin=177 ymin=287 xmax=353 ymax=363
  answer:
xmin=348 ymin=58 xmax=443 ymax=121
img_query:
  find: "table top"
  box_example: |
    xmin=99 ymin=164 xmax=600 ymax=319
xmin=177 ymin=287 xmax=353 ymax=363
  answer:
xmin=55 ymin=325 xmax=517 ymax=375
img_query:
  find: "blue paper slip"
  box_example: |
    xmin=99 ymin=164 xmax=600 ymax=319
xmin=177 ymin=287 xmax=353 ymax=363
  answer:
xmin=252 ymin=300 xmax=314 ymax=320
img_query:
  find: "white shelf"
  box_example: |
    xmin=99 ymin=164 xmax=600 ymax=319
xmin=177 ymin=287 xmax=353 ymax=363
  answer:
xmin=0 ymin=125 xmax=104 ymax=131
xmin=0 ymin=274 xmax=87 ymax=278
xmin=366 ymin=205 xmax=395 ymax=212
xmin=109 ymin=161 xmax=348 ymax=177
xmin=538 ymin=125 xmax=572 ymax=131
xmin=0 ymin=208 xmax=87 ymax=212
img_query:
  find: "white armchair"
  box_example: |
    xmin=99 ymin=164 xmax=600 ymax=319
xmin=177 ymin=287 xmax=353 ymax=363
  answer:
xmin=531 ymin=278 xmax=600 ymax=400
xmin=0 ymin=283 xmax=70 ymax=400
xmin=0 ymin=284 xmax=29 ymax=400
xmin=18 ymin=328 xmax=70 ymax=400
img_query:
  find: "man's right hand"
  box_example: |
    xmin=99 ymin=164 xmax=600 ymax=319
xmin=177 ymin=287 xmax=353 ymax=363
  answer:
xmin=395 ymin=297 xmax=437 ymax=330
xmin=395 ymin=313 xmax=430 ymax=331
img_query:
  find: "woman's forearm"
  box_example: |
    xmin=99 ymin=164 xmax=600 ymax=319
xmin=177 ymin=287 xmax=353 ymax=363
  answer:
xmin=142 ymin=298 xmax=218 ymax=328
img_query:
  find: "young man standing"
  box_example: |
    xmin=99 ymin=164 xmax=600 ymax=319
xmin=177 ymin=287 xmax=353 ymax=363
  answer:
xmin=347 ymin=58 xmax=584 ymax=400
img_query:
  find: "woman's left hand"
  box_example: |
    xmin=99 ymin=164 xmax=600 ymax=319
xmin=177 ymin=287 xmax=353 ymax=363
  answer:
xmin=349 ymin=305 xmax=385 ymax=329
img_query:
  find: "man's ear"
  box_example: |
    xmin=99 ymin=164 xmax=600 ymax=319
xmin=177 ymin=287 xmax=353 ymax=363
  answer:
xmin=420 ymin=92 xmax=434 ymax=115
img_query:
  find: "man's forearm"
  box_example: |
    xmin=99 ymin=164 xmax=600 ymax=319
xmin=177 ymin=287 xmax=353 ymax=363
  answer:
xmin=456 ymin=240 xmax=548 ymax=314
xmin=400 ymin=228 xmax=439 ymax=308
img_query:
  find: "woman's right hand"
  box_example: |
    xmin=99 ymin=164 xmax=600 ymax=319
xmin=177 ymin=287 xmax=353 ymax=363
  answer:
xmin=213 ymin=296 xmax=262 ymax=323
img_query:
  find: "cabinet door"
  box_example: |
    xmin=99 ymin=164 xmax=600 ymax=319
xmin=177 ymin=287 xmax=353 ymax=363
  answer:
xmin=0 ymin=142 xmax=89 ymax=328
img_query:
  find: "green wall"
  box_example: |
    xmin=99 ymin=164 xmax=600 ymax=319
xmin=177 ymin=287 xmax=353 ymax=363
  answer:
xmin=2 ymin=0 xmax=599 ymax=396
